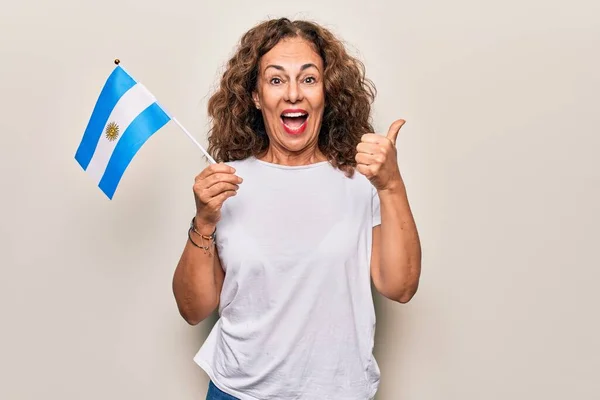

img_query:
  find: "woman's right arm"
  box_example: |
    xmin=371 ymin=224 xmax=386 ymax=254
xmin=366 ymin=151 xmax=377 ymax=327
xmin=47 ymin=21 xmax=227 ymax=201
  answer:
xmin=172 ymin=163 xmax=242 ymax=325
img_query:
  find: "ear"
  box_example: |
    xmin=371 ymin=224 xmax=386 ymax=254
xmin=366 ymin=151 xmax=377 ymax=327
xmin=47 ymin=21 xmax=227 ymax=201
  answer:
xmin=252 ymin=91 xmax=261 ymax=110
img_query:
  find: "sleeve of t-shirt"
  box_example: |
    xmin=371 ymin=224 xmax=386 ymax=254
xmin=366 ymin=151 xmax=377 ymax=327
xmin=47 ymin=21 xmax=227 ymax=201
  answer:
xmin=372 ymin=186 xmax=381 ymax=227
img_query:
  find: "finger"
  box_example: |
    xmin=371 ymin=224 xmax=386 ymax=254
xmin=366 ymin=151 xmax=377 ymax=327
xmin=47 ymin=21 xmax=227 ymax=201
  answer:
xmin=356 ymin=142 xmax=382 ymax=155
xmin=203 ymin=173 xmax=243 ymax=188
xmin=360 ymin=133 xmax=383 ymax=144
xmin=205 ymin=182 xmax=239 ymax=198
xmin=211 ymin=190 xmax=237 ymax=207
xmin=386 ymin=119 xmax=406 ymax=144
xmin=356 ymin=163 xmax=373 ymax=178
xmin=355 ymin=152 xmax=382 ymax=166
xmin=197 ymin=163 xmax=236 ymax=179
xmin=354 ymin=153 xmax=375 ymax=166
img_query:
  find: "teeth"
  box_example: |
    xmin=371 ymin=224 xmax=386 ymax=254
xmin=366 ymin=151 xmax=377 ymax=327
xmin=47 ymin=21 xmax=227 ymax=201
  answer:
xmin=282 ymin=112 xmax=307 ymax=117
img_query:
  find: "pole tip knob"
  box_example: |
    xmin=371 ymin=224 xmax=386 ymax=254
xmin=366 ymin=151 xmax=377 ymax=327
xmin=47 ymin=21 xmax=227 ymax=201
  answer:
xmin=114 ymin=59 xmax=120 ymax=65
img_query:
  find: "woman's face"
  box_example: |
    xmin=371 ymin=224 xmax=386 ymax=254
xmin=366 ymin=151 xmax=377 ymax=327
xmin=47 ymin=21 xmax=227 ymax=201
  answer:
xmin=253 ymin=37 xmax=325 ymax=159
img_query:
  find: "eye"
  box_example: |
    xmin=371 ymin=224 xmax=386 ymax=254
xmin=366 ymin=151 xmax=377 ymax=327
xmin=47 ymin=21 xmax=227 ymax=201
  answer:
xmin=304 ymin=76 xmax=317 ymax=84
xmin=270 ymin=77 xmax=282 ymax=85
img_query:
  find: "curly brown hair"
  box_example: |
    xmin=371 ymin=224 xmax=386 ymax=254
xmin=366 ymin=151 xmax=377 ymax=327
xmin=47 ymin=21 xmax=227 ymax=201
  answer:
xmin=206 ymin=18 xmax=376 ymax=175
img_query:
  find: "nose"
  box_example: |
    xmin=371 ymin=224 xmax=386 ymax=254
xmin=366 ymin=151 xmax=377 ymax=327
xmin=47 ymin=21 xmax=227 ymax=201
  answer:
xmin=284 ymin=80 xmax=303 ymax=104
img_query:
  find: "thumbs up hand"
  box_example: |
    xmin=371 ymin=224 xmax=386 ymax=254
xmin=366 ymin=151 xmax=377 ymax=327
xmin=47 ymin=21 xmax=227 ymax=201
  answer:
xmin=355 ymin=119 xmax=406 ymax=192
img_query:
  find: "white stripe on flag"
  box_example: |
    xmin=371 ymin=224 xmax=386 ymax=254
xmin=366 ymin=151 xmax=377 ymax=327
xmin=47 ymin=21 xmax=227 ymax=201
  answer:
xmin=86 ymin=83 xmax=157 ymax=184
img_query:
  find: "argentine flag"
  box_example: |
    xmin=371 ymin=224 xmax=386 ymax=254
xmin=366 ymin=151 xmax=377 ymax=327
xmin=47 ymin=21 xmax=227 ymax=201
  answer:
xmin=75 ymin=65 xmax=171 ymax=199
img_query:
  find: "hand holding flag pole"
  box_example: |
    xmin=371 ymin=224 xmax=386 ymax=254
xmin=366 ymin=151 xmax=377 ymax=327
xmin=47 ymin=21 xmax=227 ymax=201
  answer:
xmin=75 ymin=59 xmax=215 ymax=199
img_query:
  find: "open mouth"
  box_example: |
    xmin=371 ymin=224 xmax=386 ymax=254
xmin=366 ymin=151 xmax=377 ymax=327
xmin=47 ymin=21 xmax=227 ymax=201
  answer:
xmin=281 ymin=110 xmax=309 ymax=135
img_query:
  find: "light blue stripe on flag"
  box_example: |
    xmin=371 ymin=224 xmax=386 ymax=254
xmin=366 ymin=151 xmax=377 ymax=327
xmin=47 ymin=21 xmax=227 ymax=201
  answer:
xmin=98 ymin=103 xmax=170 ymax=199
xmin=75 ymin=66 xmax=136 ymax=170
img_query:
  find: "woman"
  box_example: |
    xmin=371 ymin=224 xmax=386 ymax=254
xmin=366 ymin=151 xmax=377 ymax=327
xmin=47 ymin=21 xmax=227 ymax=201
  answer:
xmin=172 ymin=17 xmax=421 ymax=400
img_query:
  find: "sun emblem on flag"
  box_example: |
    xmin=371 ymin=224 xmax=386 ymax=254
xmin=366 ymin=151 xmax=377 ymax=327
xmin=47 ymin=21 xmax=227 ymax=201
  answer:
xmin=105 ymin=121 xmax=120 ymax=141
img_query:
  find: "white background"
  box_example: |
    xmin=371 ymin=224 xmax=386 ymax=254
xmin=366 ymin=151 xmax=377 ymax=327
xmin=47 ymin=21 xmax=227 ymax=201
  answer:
xmin=1 ymin=0 xmax=599 ymax=399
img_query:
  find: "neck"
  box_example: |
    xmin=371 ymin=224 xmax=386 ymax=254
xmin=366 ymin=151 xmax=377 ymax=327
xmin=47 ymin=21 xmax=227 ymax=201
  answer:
xmin=259 ymin=145 xmax=326 ymax=166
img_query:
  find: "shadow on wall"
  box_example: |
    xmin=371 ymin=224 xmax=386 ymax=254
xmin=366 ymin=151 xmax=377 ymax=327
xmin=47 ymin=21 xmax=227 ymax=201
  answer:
xmin=372 ymin=283 xmax=408 ymax=400
xmin=191 ymin=310 xmax=219 ymax=394
xmin=204 ymin=309 xmax=220 ymax=335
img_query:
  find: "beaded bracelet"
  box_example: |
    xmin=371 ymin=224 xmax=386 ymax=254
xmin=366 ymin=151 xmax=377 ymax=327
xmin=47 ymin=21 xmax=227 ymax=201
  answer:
xmin=188 ymin=217 xmax=216 ymax=254
xmin=190 ymin=216 xmax=217 ymax=241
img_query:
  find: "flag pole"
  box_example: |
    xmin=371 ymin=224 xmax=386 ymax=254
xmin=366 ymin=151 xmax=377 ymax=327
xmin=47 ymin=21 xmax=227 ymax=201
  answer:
xmin=113 ymin=58 xmax=217 ymax=165
xmin=170 ymin=117 xmax=216 ymax=164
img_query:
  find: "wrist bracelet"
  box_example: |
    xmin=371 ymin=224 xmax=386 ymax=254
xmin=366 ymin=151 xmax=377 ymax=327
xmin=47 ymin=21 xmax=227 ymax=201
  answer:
xmin=188 ymin=217 xmax=216 ymax=254
xmin=191 ymin=217 xmax=217 ymax=241
xmin=188 ymin=227 xmax=211 ymax=252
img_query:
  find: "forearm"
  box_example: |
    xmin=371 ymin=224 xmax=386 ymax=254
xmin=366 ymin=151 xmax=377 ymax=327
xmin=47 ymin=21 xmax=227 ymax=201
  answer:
xmin=377 ymin=180 xmax=422 ymax=302
xmin=172 ymin=225 xmax=220 ymax=325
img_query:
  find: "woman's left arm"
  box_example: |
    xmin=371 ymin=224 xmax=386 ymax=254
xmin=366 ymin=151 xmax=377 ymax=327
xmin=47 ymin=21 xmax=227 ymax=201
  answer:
xmin=356 ymin=119 xmax=422 ymax=303
xmin=371 ymin=183 xmax=421 ymax=303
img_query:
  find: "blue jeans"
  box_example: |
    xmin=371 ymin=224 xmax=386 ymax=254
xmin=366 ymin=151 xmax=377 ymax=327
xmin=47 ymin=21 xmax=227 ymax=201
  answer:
xmin=206 ymin=381 xmax=240 ymax=400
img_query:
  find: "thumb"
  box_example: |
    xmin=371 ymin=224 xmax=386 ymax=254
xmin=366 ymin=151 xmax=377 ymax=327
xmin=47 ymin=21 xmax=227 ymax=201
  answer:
xmin=386 ymin=119 xmax=406 ymax=144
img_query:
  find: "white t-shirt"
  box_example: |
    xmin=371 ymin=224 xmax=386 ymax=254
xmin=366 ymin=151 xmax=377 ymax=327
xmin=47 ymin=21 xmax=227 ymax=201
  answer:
xmin=194 ymin=156 xmax=382 ymax=400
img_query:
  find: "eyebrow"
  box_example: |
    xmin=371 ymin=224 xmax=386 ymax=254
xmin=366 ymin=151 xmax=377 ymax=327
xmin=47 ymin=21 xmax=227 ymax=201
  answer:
xmin=264 ymin=63 xmax=320 ymax=73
